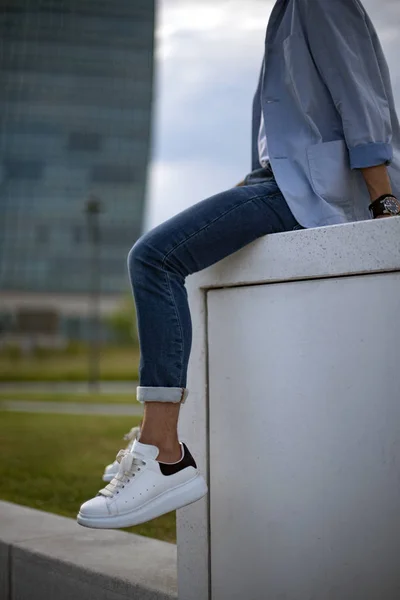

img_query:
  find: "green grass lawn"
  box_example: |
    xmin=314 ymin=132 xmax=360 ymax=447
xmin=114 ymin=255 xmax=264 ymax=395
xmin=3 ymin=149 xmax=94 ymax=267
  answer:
xmin=0 ymin=345 xmax=140 ymax=382
xmin=0 ymin=412 xmax=176 ymax=544
xmin=0 ymin=392 xmax=139 ymax=404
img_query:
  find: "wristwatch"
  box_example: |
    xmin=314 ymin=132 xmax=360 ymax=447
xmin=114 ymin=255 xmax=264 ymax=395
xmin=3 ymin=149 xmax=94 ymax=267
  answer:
xmin=368 ymin=194 xmax=400 ymax=218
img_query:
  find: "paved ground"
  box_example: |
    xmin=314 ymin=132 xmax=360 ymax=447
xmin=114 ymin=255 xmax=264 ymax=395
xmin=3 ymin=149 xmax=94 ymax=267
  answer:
xmin=0 ymin=400 xmax=143 ymax=416
xmin=0 ymin=381 xmax=138 ymax=394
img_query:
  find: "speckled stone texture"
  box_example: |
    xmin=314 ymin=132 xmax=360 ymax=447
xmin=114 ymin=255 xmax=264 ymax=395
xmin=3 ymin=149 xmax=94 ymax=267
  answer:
xmin=177 ymin=217 xmax=400 ymax=600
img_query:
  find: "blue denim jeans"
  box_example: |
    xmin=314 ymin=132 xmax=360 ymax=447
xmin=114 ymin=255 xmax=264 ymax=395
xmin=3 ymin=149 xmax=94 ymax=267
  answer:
xmin=128 ymin=164 xmax=304 ymax=404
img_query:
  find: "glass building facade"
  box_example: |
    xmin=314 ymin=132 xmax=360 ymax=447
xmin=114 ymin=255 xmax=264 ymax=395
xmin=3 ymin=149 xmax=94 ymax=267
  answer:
xmin=0 ymin=0 xmax=154 ymax=297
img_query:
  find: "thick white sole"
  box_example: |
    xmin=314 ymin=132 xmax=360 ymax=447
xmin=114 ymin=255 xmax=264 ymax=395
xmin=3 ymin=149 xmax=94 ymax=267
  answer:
xmin=77 ymin=473 xmax=208 ymax=529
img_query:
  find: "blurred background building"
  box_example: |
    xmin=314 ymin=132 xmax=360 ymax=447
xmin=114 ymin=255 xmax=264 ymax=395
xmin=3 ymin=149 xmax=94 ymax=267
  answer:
xmin=0 ymin=0 xmax=154 ymax=345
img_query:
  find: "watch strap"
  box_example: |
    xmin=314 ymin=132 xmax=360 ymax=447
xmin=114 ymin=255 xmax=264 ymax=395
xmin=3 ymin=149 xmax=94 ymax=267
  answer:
xmin=368 ymin=194 xmax=400 ymax=218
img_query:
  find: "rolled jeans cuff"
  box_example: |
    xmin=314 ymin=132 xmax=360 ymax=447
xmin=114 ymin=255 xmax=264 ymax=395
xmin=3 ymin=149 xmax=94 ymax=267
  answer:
xmin=137 ymin=386 xmax=189 ymax=404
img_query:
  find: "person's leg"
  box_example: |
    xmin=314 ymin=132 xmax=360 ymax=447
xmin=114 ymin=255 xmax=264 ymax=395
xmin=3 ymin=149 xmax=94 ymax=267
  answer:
xmin=77 ymin=171 xmax=303 ymax=528
xmin=128 ymin=172 xmax=302 ymax=461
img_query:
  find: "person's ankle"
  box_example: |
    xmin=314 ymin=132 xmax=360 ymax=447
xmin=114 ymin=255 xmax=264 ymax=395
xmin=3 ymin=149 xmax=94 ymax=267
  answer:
xmin=157 ymin=446 xmax=183 ymax=463
xmin=139 ymin=434 xmax=182 ymax=463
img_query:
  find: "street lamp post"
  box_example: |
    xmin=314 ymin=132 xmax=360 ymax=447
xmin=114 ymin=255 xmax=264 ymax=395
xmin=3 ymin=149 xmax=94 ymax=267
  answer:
xmin=85 ymin=194 xmax=102 ymax=392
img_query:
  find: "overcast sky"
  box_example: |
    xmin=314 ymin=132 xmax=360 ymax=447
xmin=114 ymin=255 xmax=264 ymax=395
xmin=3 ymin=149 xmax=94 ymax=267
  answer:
xmin=144 ymin=0 xmax=400 ymax=230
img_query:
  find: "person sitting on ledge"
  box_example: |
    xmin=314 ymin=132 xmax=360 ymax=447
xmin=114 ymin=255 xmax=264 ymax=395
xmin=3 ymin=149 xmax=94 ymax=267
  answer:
xmin=77 ymin=0 xmax=400 ymax=530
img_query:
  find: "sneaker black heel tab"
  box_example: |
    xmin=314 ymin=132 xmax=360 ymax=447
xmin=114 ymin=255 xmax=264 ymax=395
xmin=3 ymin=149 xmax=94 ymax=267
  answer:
xmin=159 ymin=443 xmax=197 ymax=476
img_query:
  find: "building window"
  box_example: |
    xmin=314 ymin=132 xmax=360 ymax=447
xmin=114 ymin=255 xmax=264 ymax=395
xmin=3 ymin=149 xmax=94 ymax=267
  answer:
xmin=68 ymin=132 xmax=102 ymax=152
xmin=72 ymin=226 xmax=83 ymax=244
xmin=4 ymin=159 xmax=44 ymax=180
xmin=36 ymin=225 xmax=49 ymax=244
xmin=91 ymin=164 xmax=136 ymax=184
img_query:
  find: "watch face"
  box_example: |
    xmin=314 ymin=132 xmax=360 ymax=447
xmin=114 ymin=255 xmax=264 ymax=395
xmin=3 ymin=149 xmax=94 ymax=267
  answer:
xmin=383 ymin=197 xmax=400 ymax=215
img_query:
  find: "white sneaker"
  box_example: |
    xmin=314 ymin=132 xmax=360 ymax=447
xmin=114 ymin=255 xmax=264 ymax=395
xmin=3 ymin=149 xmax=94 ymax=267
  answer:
xmin=102 ymin=425 xmax=141 ymax=483
xmin=77 ymin=439 xmax=208 ymax=529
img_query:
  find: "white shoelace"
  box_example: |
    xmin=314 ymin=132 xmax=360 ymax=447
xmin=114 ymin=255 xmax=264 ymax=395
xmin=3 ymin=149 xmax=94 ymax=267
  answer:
xmin=99 ymin=449 xmax=146 ymax=498
xmin=123 ymin=426 xmax=141 ymax=443
xmin=123 ymin=426 xmax=141 ymax=452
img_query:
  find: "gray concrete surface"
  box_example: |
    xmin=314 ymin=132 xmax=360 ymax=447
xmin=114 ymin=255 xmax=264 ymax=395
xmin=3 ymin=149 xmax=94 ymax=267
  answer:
xmin=0 ymin=400 xmax=143 ymax=416
xmin=179 ymin=217 xmax=400 ymax=600
xmin=0 ymin=543 xmax=9 ymax=600
xmin=0 ymin=500 xmax=177 ymax=600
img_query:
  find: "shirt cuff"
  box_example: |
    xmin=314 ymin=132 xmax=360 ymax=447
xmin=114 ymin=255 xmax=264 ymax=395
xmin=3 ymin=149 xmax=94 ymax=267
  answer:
xmin=349 ymin=142 xmax=393 ymax=169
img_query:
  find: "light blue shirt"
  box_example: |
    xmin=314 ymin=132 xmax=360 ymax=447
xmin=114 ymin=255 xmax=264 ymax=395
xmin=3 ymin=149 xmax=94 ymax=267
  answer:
xmin=252 ymin=0 xmax=400 ymax=228
xmin=258 ymin=112 xmax=270 ymax=167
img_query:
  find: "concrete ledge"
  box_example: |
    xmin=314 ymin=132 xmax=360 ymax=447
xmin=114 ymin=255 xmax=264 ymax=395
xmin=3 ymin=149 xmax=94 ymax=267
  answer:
xmin=0 ymin=500 xmax=177 ymax=600
xmin=178 ymin=217 xmax=400 ymax=599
